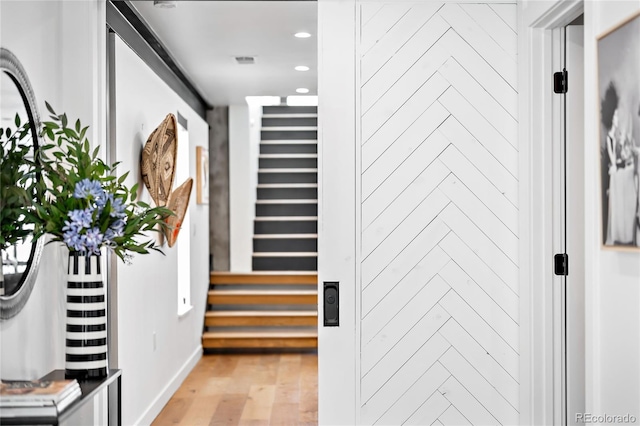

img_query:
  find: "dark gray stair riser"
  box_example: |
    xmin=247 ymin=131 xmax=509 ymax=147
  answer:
xmin=254 ymin=220 xmax=317 ymax=234
xmin=263 ymin=106 xmax=317 ymax=115
xmin=252 ymin=256 xmax=318 ymax=271
xmin=259 ymin=157 xmax=317 ymax=169
xmin=254 ymin=238 xmax=318 ymax=253
xmin=262 ymin=117 xmax=317 ymax=127
xmin=257 ymin=187 xmax=317 ymax=200
xmin=260 ymin=144 xmax=317 ymax=155
xmin=256 ymin=203 xmax=317 ymax=217
xmin=261 ymin=130 xmax=317 ymax=140
xmin=259 ymin=172 xmax=317 ymax=184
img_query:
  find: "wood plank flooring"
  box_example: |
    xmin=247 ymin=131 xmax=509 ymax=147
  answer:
xmin=152 ymin=354 xmax=318 ymax=426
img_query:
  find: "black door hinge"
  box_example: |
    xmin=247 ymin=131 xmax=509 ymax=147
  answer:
xmin=554 ymin=253 xmax=569 ymax=276
xmin=554 ymin=69 xmax=568 ymax=94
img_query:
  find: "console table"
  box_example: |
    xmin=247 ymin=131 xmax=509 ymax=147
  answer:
xmin=1 ymin=369 xmax=121 ymax=425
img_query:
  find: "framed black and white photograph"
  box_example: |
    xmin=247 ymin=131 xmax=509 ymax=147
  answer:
xmin=598 ymin=11 xmax=640 ymax=250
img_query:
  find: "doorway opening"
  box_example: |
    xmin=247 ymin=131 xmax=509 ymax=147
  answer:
xmin=553 ymin=18 xmax=586 ymax=426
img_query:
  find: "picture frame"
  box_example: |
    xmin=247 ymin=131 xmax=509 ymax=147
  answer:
xmin=597 ymin=10 xmax=640 ymax=250
xmin=195 ymin=146 xmax=209 ymax=205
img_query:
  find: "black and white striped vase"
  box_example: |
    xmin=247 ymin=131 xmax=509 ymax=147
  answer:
xmin=65 ymin=252 xmax=108 ymax=379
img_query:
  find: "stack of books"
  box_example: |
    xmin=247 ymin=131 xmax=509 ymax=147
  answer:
xmin=0 ymin=378 xmax=82 ymax=422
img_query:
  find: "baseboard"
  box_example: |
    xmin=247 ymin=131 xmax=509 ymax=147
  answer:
xmin=134 ymin=345 xmax=202 ymax=426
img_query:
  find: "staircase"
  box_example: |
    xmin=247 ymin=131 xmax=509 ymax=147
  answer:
xmin=203 ymin=272 xmax=318 ymax=349
xmin=253 ymin=106 xmax=318 ymax=271
xmin=203 ymin=106 xmax=319 ymax=350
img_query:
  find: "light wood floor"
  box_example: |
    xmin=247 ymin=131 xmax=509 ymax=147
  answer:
xmin=152 ymin=354 xmax=318 ymax=426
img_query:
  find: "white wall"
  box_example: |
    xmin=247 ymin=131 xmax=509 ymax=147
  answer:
xmin=0 ymin=0 xmax=105 ymax=380
xmin=228 ymin=104 xmax=260 ymax=271
xmin=113 ymin=35 xmax=209 ymax=426
xmin=584 ymin=1 xmax=640 ymax=419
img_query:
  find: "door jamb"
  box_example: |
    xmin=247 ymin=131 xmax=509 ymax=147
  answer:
xmin=518 ymin=1 xmax=584 ymax=424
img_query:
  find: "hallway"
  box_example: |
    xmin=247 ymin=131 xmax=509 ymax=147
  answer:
xmin=152 ymin=354 xmax=318 ymax=426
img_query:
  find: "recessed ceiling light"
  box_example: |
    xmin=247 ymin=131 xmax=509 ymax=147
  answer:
xmin=294 ymin=32 xmax=312 ymax=38
xmin=295 ymin=66 xmax=310 ymax=72
xmin=296 ymin=88 xmax=310 ymax=94
xmin=153 ymin=1 xmax=176 ymax=8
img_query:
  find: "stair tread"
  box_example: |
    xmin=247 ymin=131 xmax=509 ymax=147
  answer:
xmin=262 ymin=126 xmax=318 ymax=131
xmin=210 ymin=272 xmax=317 ymax=285
xmin=258 ymin=168 xmax=318 ymax=173
xmin=255 ymin=216 xmax=317 ymax=221
xmin=262 ymin=114 xmax=318 ymax=118
xmin=209 ymin=290 xmax=317 ymax=295
xmin=259 ymin=154 xmax=317 ymax=158
xmin=256 ymin=199 xmax=317 ymax=204
xmin=206 ymin=311 xmax=317 ymax=317
xmin=260 ymin=140 xmax=317 ymax=144
xmin=253 ymin=234 xmax=317 ymax=239
xmin=257 ymin=183 xmax=318 ymax=188
xmin=203 ymin=331 xmax=317 ymax=338
xmin=252 ymin=253 xmax=317 ymax=258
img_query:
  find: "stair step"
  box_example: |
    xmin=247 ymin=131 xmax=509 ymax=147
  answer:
xmin=256 ymin=201 xmax=318 ymax=217
xmin=263 ymin=106 xmax=317 ymax=115
xmin=259 ymin=156 xmax=317 ymax=169
xmin=261 ymin=130 xmax=317 ymax=141
xmin=256 ymin=199 xmax=317 ymax=204
xmin=253 ymin=252 xmax=317 ymax=257
xmin=259 ymin=140 xmax=317 ymax=144
xmin=262 ymin=117 xmax=317 ymax=127
xmin=261 ymin=126 xmax=318 ymax=131
xmin=259 ymin=154 xmax=317 ymax=159
xmin=208 ymin=290 xmax=317 ymax=305
xmin=210 ymin=272 xmax=317 ymax=285
xmin=254 ymin=217 xmax=317 ymax=235
xmin=254 ymin=234 xmax=317 ymax=239
xmin=261 ymin=114 xmax=318 ymax=119
xmin=252 ymin=256 xmax=317 ymax=271
xmin=258 ymin=168 xmax=317 ymax=173
xmin=203 ymin=331 xmax=317 ymax=348
xmin=255 ymin=216 xmax=318 ymax=221
xmin=254 ymin=237 xmax=317 ymax=253
xmin=257 ymin=186 xmax=317 ymax=200
xmin=205 ymin=311 xmax=317 ymax=327
xmin=257 ymin=183 xmax=317 ymax=188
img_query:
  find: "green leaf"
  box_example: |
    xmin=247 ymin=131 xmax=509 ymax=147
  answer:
xmin=118 ymin=172 xmax=129 ymax=184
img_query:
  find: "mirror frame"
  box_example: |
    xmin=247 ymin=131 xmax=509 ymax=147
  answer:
xmin=0 ymin=47 xmax=45 ymax=319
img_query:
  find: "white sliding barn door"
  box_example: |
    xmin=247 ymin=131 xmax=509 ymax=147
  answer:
xmin=358 ymin=2 xmax=519 ymax=425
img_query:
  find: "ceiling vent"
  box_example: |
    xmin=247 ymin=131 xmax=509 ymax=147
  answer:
xmin=235 ymin=56 xmax=256 ymax=65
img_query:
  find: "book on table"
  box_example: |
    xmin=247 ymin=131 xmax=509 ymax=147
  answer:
xmin=0 ymin=378 xmax=82 ymax=418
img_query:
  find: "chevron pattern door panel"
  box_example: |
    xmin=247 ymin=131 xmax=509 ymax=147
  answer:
xmin=359 ymin=3 xmax=518 ymax=425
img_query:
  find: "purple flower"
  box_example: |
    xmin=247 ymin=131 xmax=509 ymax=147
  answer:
xmin=108 ymin=195 xmax=126 ymax=218
xmin=66 ymin=209 xmax=92 ymax=229
xmin=73 ymin=179 xmax=105 ymax=200
xmin=82 ymin=227 xmax=103 ymax=255
xmin=63 ymin=230 xmax=83 ymax=252
xmin=104 ymin=219 xmax=126 ymax=243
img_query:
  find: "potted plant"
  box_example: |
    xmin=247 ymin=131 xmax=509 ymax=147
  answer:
xmin=33 ymin=103 xmax=171 ymax=378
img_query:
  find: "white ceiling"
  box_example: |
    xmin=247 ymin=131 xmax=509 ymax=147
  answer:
xmin=131 ymin=1 xmax=318 ymax=106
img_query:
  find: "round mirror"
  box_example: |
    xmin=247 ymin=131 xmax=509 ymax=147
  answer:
xmin=0 ymin=48 xmax=44 ymax=319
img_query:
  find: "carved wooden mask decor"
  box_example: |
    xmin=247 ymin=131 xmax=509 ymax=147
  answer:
xmin=141 ymin=113 xmax=178 ymax=207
